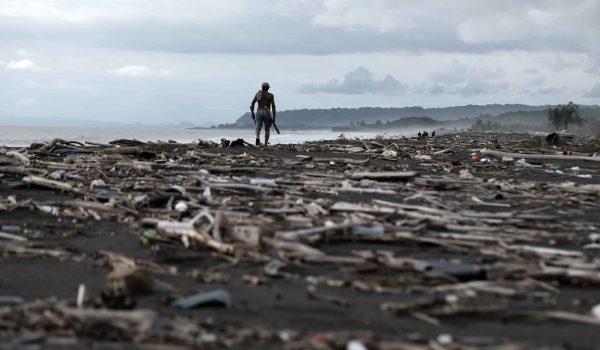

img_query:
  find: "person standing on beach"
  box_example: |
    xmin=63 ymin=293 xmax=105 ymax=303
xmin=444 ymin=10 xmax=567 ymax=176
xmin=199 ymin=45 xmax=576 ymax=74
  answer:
xmin=250 ymin=82 xmax=276 ymax=146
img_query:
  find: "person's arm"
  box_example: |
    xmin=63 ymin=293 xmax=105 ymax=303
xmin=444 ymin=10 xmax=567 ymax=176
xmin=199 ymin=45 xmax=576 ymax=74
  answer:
xmin=271 ymin=96 xmax=276 ymax=122
xmin=250 ymin=95 xmax=257 ymax=122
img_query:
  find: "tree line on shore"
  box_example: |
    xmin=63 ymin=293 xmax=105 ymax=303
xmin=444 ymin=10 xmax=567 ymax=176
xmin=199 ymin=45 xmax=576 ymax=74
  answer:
xmin=336 ymin=103 xmax=600 ymax=136
xmin=220 ymin=104 xmax=552 ymax=129
xmin=471 ymin=102 xmax=600 ymax=136
xmin=212 ymin=103 xmax=600 ymax=136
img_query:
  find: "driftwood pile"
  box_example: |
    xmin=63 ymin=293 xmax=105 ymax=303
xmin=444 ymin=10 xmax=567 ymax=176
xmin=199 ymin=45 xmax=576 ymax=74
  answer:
xmin=0 ymin=132 xmax=600 ymax=349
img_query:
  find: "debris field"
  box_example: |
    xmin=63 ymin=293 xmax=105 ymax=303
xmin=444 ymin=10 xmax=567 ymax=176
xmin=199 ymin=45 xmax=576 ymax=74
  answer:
xmin=1 ymin=132 xmax=600 ymax=349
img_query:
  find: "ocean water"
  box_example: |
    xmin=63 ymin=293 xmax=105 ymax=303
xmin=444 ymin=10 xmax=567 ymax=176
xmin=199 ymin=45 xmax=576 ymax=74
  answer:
xmin=0 ymin=126 xmax=415 ymax=147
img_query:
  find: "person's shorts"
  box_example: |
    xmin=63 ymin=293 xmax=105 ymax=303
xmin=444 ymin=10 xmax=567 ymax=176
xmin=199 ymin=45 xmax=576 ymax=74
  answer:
xmin=256 ymin=110 xmax=272 ymax=130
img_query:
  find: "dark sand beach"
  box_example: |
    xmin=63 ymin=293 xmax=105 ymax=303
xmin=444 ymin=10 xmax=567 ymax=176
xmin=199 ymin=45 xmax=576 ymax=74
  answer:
xmin=1 ymin=132 xmax=600 ymax=349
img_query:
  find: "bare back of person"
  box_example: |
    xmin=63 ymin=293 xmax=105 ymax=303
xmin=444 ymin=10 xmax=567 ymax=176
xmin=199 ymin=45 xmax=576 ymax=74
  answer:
xmin=257 ymin=91 xmax=274 ymax=110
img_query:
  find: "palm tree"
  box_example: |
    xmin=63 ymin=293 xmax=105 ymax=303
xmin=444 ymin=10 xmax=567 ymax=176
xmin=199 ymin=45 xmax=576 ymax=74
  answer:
xmin=547 ymin=102 xmax=585 ymax=131
xmin=547 ymin=107 xmax=562 ymax=131
xmin=561 ymin=102 xmax=584 ymax=130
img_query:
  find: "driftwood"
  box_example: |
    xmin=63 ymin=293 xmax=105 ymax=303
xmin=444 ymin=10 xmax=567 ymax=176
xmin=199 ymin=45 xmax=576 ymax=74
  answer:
xmin=0 ymin=166 xmax=33 ymax=176
xmin=60 ymin=307 xmax=156 ymax=336
xmin=276 ymin=223 xmax=354 ymax=242
xmin=262 ymin=237 xmax=324 ymax=256
xmin=102 ymin=146 xmax=141 ymax=155
xmin=156 ymin=212 xmax=235 ymax=254
xmin=63 ymin=200 xmax=121 ymax=212
xmin=481 ymin=148 xmax=600 ymax=162
xmin=22 ymin=175 xmax=81 ymax=193
xmin=349 ymin=171 xmax=417 ymax=180
xmin=5 ymin=151 xmax=30 ymax=166
xmin=36 ymin=138 xmax=84 ymax=154
xmin=0 ymin=231 xmax=27 ymax=241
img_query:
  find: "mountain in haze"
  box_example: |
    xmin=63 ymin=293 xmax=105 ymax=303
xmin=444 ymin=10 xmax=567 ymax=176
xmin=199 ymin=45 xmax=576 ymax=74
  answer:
xmin=226 ymin=104 xmax=551 ymax=129
xmin=193 ymin=120 xmax=217 ymax=128
xmin=0 ymin=117 xmax=200 ymax=129
xmin=175 ymin=121 xmax=199 ymax=128
xmin=331 ymin=105 xmax=600 ymax=132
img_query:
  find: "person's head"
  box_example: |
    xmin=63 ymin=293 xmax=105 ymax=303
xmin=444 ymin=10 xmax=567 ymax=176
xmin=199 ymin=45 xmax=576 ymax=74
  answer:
xmin=261 ymin=82 xmax=270 ymax=91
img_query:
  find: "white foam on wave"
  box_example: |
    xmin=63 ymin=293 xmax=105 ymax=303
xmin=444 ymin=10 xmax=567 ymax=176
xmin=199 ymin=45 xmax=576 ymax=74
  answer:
xmin=0 ymin=126 xmax=413 ymax=147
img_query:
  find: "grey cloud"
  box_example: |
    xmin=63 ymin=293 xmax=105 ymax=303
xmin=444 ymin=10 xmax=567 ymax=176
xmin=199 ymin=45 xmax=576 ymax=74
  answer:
xmin=551 ymin=55 xmax=587 ymax=72
xmin=535 ymin=87 xmax=565 ymax=95
xmin=428 ymin=62 xmax=470 ymax=84
xmin=417 ymin=81 xmax=508 ymax=97
xmin=587 ymin=61 xmax=600 ymax=75
xmin=299 ymin=66 xmax=407 ymax=95
xmin=1 ymin=1 xmax=598 ymax=124
xmin=428 ymin=84 xmax=446 ymax=94
xmin=429 ymin=61 xmax=505 ymax=85
xmin=0 ymin=19 xmax=469 ymax=56
xmin=584 ymin=83 xmax=600 ymax=98
xmin=426 ymin=60 xmax=509 ymax=96
xmin=454 ymin=81 xmax=509 ymax=97
xmin=0 ymin=1 xmax=595 ymax=56
xmin=522 ymin=87 xmax=566 ymax=96
xmin=526 ymin=76 xmax=546 ymax=86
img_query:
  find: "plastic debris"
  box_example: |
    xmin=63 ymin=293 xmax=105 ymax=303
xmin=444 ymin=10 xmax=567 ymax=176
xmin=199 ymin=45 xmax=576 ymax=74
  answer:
xmin=174 ymin=201 xmax=188 ymax=213
xmin=346 ymin=340 xmax=368 ymax=350
xmin=592 ymin=304 xmax=600 ymax=320
xmin=90 ymin=179 xmax=107 ymax=189
xmin=350 ymin=225 xmax=385 ymax=237
xmin=413 ymin=260 xmax=484 ymax=281
xmin=170 ymin=289 xmax=232 ymax=309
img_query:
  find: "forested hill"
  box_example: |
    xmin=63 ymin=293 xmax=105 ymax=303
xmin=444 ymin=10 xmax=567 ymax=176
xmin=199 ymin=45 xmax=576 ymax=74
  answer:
xmin=226 ymin=104 xmax=549 ymax=129
xmin=331 ymin=105 xmax=600 ymax=132
xmin=477 ymin=105 xmax=600 ymax=125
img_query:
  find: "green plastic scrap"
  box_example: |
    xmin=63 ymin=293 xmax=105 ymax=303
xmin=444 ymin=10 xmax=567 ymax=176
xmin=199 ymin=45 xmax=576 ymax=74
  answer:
xmin=143 ymin=229 xmax=158 ymax=239
xmin=140 ymin=229 xmax=159 ymax=247
xmin=543 ymin=163 xmax=560 ymax=170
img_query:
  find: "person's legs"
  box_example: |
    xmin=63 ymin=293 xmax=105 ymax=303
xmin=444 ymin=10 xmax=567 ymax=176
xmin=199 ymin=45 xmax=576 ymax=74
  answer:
xmin=263 ymin=117 xmax=272 ymax=146
xmin=255 ymin=114 xmax=264 ymax=145
xmin=264 ymin=128 xmax=270 ymax=145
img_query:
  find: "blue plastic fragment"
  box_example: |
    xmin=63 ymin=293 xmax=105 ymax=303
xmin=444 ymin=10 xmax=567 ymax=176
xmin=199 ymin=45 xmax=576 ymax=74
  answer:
xmin=95 ymin=189 xmax=117 ymax=198
xmin=414 ymin=259 xmax=485 ymax=281
xmin=1 ymin=225 xmax=20 ymax=233
xmin=56 ymin=150 xmax=76 ymax=157
xmin=170 ymin=289 xmax=231 ymax=309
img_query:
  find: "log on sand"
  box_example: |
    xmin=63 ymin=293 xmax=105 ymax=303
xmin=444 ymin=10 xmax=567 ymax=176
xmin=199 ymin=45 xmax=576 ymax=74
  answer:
xmin=480 ymin=148 xmax=600 ymax=162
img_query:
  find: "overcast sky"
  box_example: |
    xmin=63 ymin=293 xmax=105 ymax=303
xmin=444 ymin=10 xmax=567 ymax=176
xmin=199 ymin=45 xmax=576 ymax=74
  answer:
xmin=1 ymin=0 xmax=599 ymax=124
